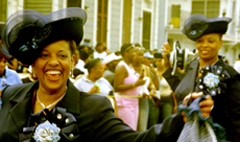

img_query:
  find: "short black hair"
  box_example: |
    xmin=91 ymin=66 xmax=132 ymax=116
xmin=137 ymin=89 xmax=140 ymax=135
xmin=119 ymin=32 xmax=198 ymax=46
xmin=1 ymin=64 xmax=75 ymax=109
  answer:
xmin=79 ymin=49 xmax=89 ymax=61
xmin=120 ymin=43 xmax=133 ymax=56
xmin=84 ymin=58 xmax=101 ymax=73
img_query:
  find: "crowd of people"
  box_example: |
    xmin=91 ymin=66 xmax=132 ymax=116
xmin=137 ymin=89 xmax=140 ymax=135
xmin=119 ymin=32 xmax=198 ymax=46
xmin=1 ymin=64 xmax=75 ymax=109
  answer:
xmin=0 ymin=7 xmax=239 ymax=142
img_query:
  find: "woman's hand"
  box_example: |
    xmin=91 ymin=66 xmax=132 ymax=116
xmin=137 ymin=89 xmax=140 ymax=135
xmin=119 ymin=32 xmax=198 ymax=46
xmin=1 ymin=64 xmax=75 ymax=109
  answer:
xmin=182 ymin=92 xmax=214 ymax=122
xmin=199 ymin=95 xmax=214 ymax=117
xmin=135 ymin=77 xmax=146 ymax=87
xmin=161 ymin=42 xmax=171 ymax=69
xmin=88 ymin=86 xmax=100 ymax=94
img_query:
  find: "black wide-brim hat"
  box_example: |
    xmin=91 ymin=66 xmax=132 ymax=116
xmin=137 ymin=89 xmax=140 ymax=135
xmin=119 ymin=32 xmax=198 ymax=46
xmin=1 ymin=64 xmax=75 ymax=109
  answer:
xmin=1 ymin=7 xmax=87 ymax=64
xmin=182 ymin=14 xmax=232 ymax=41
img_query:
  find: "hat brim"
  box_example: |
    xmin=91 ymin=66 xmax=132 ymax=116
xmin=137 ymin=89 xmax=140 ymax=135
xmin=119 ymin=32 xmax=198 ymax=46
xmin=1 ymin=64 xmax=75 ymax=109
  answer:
xmin=183 ymin=14 xmax=232 ymax=41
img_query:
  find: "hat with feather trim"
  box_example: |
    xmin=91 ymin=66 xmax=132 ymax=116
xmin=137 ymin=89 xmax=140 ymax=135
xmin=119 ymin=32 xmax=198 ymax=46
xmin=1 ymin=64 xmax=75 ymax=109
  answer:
xmin=182 ymin=14 xmax=231 ymax=41
xmin=0 ymin=7 xmax=87 ymax=64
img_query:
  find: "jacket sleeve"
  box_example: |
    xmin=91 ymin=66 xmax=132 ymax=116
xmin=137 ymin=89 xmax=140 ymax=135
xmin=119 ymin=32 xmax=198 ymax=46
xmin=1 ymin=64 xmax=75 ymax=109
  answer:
xmin=92 ymin=96 xmax=184 ymax=142
xmin=223 ymin=74 xmax=240 ymax=141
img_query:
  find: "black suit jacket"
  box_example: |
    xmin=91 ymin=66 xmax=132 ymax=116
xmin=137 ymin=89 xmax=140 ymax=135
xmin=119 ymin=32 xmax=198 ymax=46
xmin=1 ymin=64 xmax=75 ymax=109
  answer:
xmin=0 ymin=80 xmax=184 ymax=142
xmin=163 ymin=58 xmax=240 ymax=142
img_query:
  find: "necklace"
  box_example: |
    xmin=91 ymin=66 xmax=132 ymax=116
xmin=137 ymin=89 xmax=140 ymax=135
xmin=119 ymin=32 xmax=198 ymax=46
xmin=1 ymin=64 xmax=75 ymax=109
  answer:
xmin=37 ymin=92 xmax=66 ymax=109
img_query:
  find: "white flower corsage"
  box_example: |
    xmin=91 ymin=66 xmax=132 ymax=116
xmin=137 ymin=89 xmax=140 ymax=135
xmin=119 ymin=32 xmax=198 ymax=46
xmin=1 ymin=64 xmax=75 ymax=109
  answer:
xmin=34 ymin=120 xmax=61 ymax=142
xmin=203 ymin=72 xmax=220 ymax=88
xmin=198 ymin=65 xmax=230 ymax=96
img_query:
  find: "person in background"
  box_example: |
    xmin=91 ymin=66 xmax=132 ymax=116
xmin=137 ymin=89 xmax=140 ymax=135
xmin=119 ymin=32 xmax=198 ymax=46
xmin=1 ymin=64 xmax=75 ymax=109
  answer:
xmin=21 ymin=65 xmax=38 ymax=83
xmin=74 ymin=58 xmax=114 ymax=95
xmin=162 ymin=14 xmax=240 ymax=141
xmin=143 ymin=51 xmax=157 ymax=80
xmin=114 ymin=43 xmax=146 ymax=131
xmin=78 ymin=44 xmax=89 ymax=55
xmin=142 ymin=51 xmax=159 ymax=128
xmin=234 ymin=53 xmax=240 ymax=73
xmin=153 ymin=52 xmax=177 ymax=123
xmin=103 ymin=46 xmax=112 ymax=55
xmin=70 ymin=46 xmax=84 ymax=79
xmin=0 ymin=51 xmax=22 ymax=109
xmin=115 ymin=50 xmax=121 ymax=56
xmin=103 ymin=53 xmax=122 ymax=86
xmin=93 ymin=42 xmax=107 ymax=60
xmin=132 ymin=46 xmax=157 ymax=131
xmin=75 ymin=47 xmax=89 ymax=76
xmin=7 ymin=57 xmax=19 ymax=71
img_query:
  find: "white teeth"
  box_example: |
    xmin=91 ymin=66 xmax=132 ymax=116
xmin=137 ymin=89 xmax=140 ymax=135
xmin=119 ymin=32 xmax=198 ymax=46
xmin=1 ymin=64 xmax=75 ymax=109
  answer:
xmin=202 ymin=51 xmax=208 ymax=54
xmin=45 ymin=70 xmax=61 ymax=75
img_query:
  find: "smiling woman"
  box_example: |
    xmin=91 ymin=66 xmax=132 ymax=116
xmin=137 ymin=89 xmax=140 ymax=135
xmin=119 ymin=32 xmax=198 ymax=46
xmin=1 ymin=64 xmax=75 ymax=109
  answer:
xmin=161 ymin=14 xmax=240 ymax=142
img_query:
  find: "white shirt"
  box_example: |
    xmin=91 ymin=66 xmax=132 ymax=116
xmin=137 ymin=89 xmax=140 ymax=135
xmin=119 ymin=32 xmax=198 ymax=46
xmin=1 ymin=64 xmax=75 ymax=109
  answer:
xmin=74 ymin=75 xmax=114 ymax=96
xmin=234 ymin=60 xmax=240 ymax=74
xmin=75 ymin=59 xmax=88 ymax=75
xmin=93 ymin=51 xmax=107 ymax=60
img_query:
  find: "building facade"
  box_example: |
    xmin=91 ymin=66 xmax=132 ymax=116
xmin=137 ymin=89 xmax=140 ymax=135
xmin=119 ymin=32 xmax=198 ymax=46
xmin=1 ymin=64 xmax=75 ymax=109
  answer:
xmin=1 ymin=0 xmax=240 ymax=65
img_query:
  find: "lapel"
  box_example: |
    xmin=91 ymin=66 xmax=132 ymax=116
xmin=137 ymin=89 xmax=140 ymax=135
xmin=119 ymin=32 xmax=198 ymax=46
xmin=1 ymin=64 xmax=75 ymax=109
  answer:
xmin=9 ymin=82 xmax=38 ymax=132
xmin=56 ymin=80 xmax=81 ymax=115
xmin=175 ymin=59 xmax=199 ymax=101
xmin=186 ymin=59 xmax=199 ymax=92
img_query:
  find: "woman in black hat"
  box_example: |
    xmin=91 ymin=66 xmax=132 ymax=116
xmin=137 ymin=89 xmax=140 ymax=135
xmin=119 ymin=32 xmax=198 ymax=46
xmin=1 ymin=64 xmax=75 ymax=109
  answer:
xmin=0 ymin=9 xmax=213 ymax=142
xmin=162 ymin=14 xmax=240 ymax=141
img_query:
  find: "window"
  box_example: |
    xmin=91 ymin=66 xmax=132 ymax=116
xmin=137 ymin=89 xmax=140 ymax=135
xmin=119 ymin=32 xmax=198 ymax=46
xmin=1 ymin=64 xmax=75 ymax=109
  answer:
xmin=122 ymin=0 xmax=132 ymax=43
xmin=97 ymin=0 xmax=108 ymax=43
xmin=192 ymin=0 xmax=220 ymax=18
xmin=67 ymin=0 xmax=82 ymax=7
xmin=171 ymin=5 xmax=180 ymax=28
xmin=24 ymin=0 xmax=52 ymax=14
xmin=0 ymin=0 xmax=7 ymax=22
xmin=142 ymin=11 xmax=151 ymax=50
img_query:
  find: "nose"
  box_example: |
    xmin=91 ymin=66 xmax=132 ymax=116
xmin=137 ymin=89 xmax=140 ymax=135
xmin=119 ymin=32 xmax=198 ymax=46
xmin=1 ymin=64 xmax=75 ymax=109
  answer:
xmin=48 ymin=55 xmax=59 ymax=66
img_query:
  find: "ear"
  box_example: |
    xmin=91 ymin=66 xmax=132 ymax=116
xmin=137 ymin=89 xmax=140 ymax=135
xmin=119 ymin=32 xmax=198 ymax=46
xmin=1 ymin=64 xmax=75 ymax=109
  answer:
xmin=218 ymin=39 xmax=223 ymax=50
xmin=71 ymin=55 xmax=75 ymax=69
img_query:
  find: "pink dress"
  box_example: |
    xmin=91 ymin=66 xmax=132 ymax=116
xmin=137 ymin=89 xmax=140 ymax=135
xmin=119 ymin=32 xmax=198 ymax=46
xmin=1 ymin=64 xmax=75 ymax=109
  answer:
xmin=115 ymin=61 xmax=140 ymax=131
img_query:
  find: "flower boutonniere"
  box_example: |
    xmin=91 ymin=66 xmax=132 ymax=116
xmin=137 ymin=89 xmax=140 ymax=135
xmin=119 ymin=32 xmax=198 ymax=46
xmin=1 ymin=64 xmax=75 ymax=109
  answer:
xmin=34 ymin=120 xmax=61 ymax=142
xmin=203 ymin=72 xmax=220 ymax=89
xmin=198 ymin=65 xmax=230 ymax=96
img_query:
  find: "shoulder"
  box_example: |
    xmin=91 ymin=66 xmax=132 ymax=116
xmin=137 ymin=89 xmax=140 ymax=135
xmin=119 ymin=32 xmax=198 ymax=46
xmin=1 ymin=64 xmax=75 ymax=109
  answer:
xmin=99 ymin=77 xmax=110 ymax=83
xmin=219 ymin=61 xmax=239 ymax=77
xmin=1 ymin=82 xmax=34 ymax=100
xmin=115 ymin=62 xmax=126 ymax=72
xmin=74 ymin=75 xmax=87 ymax=84
xmin=80 ymin=92 xmax=113 ymax=114
xmin=6 ymin=68 xmax=19 ymax=76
